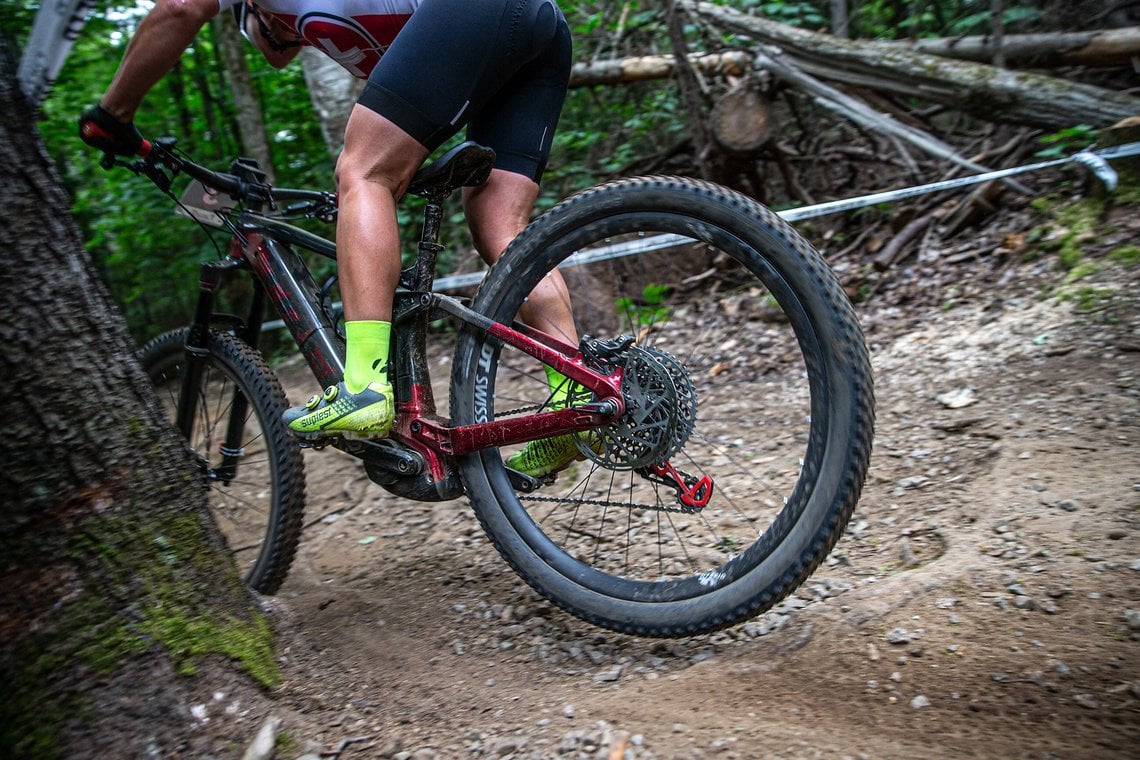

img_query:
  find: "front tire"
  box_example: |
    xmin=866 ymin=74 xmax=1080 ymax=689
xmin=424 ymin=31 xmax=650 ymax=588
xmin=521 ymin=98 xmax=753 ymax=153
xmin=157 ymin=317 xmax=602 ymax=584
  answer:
xmin=138 ymin=328 xmax=305 ymax=593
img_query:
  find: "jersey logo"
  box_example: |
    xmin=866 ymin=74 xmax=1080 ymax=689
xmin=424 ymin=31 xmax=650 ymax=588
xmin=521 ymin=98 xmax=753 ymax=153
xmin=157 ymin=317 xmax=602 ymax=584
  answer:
xmin=296 ymin=12 xmax=410 ymax=78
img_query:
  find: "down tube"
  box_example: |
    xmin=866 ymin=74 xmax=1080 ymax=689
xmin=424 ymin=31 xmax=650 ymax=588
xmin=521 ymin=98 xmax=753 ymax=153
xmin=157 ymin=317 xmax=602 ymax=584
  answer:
xmin=250 ymin=236 xmax=345 ymax=387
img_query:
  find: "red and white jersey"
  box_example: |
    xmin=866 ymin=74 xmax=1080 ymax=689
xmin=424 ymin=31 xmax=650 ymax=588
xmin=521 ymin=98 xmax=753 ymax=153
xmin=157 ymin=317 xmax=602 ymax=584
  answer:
xmin=219 ymin=0 xmax=422 ymax=78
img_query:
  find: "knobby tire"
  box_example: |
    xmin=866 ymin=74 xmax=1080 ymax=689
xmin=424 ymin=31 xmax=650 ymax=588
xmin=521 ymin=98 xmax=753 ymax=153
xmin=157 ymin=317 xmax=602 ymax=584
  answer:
xmin=451 ymin=176 xmax=874 ymax=637
xmin=138 ymin=329 xmax=306 ymax=594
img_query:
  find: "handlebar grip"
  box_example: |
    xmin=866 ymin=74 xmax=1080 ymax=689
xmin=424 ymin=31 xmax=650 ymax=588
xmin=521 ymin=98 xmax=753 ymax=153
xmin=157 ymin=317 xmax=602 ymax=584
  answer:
xmin=81 ymin=120 xmax=151 ymax=160
xmin=79 ymin=120 xmax=110 ymax=142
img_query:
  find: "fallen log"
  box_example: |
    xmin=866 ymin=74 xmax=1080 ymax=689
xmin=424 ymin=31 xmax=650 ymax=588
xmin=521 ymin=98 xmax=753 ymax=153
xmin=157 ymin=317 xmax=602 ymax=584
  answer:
xmin=709 ymin=83 xmax=772 ymax=153
xmin=568 ymin=28 xmax=1140 ymax=89
xmin=682 ymin=0 xmax=1140 ymax=129
xmin=750 ymin=45 xmax=1020 ymax=182
xmin=570 ymin=51 xmax=750 ymax=88
xmin=885 ymin=27 xmax=1140 ymax=68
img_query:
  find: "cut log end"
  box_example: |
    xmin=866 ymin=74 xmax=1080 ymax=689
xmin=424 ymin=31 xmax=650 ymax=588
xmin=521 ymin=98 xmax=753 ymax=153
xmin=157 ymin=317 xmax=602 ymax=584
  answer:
xmin=710 ymin=86 xmax=773 ymax=154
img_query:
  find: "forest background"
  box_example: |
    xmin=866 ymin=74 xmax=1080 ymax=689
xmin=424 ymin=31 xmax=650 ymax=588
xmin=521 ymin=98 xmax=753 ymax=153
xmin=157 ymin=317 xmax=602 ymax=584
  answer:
xmin=7 ymin=0 xmax=1137 ymax=350
xmin=3 ymin=2 xmax=1139 ymax=757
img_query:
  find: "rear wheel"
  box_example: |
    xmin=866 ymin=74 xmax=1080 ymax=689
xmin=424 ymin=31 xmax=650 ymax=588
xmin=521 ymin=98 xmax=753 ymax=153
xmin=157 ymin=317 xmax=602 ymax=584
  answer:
xmin=451 ymin=177 xmax=874 ymax=636
xmin=138 ymin=328 xmax=305 ymax=593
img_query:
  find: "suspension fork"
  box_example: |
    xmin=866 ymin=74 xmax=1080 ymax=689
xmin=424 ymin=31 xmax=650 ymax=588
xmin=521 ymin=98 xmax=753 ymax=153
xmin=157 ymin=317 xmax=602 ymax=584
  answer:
xmin=213 ymin=276 xmax=270 ymax=481
xmin=177 ymin=256 xmax=246 ymax=441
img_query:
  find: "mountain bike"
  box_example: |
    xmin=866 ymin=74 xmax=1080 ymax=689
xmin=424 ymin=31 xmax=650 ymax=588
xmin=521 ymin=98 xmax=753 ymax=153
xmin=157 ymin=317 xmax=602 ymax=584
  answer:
xmin=109 ymin=136 xmax=874 ymax=638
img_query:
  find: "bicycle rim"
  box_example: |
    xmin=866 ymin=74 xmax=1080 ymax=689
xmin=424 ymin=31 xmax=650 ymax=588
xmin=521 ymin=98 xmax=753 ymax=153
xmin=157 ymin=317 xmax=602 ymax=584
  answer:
xmin=454 ymin=177 xmax=873 ymax=635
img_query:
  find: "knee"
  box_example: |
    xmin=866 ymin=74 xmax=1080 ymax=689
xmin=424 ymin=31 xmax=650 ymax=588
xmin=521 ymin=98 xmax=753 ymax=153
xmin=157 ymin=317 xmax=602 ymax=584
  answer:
xmin=335 ymin=151 xmax=412 ymax=199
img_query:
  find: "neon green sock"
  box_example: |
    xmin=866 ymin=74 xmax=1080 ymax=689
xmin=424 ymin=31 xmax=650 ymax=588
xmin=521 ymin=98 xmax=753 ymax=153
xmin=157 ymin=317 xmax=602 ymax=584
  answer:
xmin=344 ymin=320 xmax=391 ymax=394
xmin=545 ymin=366 xmax=571 ymax=408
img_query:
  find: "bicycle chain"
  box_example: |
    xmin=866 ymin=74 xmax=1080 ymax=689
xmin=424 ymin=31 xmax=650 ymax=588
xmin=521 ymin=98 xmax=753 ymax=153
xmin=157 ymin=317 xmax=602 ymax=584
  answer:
xmin=518 ymin=491 xmax=703 ymax=515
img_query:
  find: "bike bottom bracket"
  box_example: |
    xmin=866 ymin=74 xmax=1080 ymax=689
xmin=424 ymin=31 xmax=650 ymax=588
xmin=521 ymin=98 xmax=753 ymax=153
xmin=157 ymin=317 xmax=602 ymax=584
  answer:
xmin=577 ymin=344 xmax=697 ymax=470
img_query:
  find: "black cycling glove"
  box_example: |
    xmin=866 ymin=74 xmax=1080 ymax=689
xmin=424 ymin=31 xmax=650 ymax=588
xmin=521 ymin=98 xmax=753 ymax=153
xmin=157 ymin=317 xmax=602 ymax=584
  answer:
xmin=79 ymin=105 xmax=144 ymax=156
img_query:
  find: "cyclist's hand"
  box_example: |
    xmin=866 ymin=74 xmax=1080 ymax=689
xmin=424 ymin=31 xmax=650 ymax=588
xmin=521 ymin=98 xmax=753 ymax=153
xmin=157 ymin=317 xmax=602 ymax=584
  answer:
xmin=79 ymin=105 xmax=143 ymax=156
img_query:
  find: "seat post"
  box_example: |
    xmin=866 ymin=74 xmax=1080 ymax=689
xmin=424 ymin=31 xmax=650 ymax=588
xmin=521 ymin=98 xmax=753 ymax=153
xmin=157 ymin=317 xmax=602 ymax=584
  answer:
xmin=410 ymin=197 xmax=446 ymax=291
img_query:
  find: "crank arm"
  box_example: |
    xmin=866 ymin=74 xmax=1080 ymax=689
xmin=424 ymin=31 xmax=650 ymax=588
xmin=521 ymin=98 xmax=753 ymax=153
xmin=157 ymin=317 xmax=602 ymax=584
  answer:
xmin=335 ymin=437 xmax=424 ymax=476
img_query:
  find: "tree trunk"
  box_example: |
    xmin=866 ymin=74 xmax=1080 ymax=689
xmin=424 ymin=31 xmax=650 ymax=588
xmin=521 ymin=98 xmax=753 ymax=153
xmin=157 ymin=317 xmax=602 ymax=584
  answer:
xmin=665 ymin=0 xmax=714 ymax=179
xmin=191 ymin=39 xmax=228 ymax=160
xmin=990 ymin=0 xmax=1006 ymax=68
xmin=831 ymin=0 xmax=850 ymax=39
xmin=0 ymin=42 xmax=275 ymax=759
xmin=299 ymin=47 xmax=363 ymax=156
xmin=684 ymin=0 xmax=1140 ymax=129
xmin=212 ymin=15 xmax=276 ymax=182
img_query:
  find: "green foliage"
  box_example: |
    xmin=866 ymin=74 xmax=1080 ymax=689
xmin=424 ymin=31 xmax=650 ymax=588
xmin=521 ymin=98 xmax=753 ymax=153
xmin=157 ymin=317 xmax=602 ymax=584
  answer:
xmin=19 ymin=5 xmax=335 ymax=344
xmin=1108 ymin=245 xmax=1140 ymax=265
xmin=948 ymin=5 xmax=1042 ymax=35
xmin=13 ymin=0 xmax=1113 ymax=345
xmin=752 ymin=1 xmax=828 ymax=29
xmin=833 ymin=0 xmax=1059 ymax=41
xmin=616 ymin=283 xmax=673 ymax=331
xmin=1064 ymin=261 xmax=1099 ymax=282
xmin=1028 ymin=195 xmax=1110 ymax=272
xmin=1057 ymin=285 xmax=1117 ymax=312
xmin=1035 ymin=125 xmax=1098 ymax=158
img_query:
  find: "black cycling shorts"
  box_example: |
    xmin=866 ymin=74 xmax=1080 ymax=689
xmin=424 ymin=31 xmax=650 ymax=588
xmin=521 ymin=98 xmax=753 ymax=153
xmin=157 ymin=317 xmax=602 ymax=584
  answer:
xmin=358 ymin=0 xmax=572 ymax=182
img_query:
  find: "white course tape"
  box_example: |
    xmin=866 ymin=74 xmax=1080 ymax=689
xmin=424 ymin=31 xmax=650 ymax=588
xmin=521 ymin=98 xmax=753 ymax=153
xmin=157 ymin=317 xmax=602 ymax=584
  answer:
xmin=429 ymin=142 xmax=1140 ymax=291
xmin=262 ymin=142 xmax=1140 ymax=329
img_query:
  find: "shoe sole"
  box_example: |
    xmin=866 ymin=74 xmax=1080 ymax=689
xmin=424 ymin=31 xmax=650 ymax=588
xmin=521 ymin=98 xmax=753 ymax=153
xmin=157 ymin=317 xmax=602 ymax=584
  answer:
xmin=289 ymin=424 xmax=392 ymax=442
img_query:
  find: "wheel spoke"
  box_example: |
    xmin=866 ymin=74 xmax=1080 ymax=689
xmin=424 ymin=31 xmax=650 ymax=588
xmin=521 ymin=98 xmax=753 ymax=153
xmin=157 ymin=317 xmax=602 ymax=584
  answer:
xmin=456 ymin=177 xmax=873 ymax=635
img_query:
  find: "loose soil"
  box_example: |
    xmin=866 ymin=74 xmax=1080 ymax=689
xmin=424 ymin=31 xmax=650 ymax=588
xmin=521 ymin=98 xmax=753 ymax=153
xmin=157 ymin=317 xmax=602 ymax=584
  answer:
xmin=193 ymin=199 xmax=1139 ymax=759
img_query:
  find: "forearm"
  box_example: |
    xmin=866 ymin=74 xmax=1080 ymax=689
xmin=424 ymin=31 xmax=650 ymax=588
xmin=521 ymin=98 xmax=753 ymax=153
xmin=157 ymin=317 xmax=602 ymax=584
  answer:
xmin=100 ymin=0 xmax=220 ymax=121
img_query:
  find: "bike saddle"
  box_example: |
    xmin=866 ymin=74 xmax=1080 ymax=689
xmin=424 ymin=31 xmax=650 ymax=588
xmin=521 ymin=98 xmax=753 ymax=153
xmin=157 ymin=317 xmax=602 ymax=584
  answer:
xmin=407 ymin=141 xmax=496 ymax=201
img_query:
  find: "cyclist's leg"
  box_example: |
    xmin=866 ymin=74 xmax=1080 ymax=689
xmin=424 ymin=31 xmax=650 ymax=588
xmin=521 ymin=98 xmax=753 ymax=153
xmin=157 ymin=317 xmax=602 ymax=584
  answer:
xmin=465 ymin=171 xmax=576 ymax=344
xmin=336 ymin=108 xmax=426 ymax=327
xmin=464 ymin=0 xmax=571 ymax=338
xmin=289 ymin=0 xmax=569 ymax=440
xmin=459 ymin=8 xmax=583 ymax=475
xmin=284 ymin=107 xmax=422 ymax=439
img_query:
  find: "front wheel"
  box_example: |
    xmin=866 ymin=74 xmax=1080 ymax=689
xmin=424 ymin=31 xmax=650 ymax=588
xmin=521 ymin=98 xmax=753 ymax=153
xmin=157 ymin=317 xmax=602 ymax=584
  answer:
xmin=138 ymin=328 xmax=306 ymax=593
xmin=451 ymin=177 xmax=874 ymax=637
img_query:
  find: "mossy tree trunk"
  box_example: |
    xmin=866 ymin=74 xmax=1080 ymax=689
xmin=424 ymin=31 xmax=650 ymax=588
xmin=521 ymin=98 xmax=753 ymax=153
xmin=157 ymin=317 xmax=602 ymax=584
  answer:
xmin=0 ymin=43 xmax=276 ymax=759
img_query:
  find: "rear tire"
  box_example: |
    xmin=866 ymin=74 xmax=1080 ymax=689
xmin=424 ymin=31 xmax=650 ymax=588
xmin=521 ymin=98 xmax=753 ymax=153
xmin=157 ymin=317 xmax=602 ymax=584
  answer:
xmin=451 ymin=177 xmax=874 ymax=636
xmin=138 ymin=328 xmax=305 ymax=593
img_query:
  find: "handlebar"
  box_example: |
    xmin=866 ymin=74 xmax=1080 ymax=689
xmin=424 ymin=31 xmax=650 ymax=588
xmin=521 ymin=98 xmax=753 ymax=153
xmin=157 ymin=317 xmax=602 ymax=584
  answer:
xmin=104 ymin=136 xmax=336 ymax=221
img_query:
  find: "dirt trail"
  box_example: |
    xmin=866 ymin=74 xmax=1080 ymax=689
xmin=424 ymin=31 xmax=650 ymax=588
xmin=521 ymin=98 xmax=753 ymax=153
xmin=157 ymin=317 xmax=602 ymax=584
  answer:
xmin=198 ymin=208 xmax=1139 ymax=759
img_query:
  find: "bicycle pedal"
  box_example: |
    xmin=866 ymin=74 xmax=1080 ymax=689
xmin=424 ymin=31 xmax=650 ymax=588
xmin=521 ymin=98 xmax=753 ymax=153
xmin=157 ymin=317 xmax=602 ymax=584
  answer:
xmin=295 ymin=438 xmax=331 ymax=451
xmin=506 ymin=467 xmax=556 ymax=493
